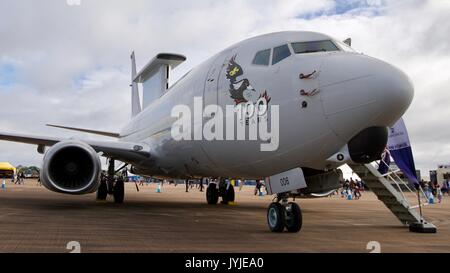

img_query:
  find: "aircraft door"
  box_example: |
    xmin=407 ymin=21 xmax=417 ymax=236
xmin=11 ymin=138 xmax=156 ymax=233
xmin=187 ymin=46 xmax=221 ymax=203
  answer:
xmin=204 ymin=55 xmax=226 ymax=106
xmin=198 ymin=51 xmax=236 ymax=175
xmin=203 ymin=48 xmax=237 ymax=105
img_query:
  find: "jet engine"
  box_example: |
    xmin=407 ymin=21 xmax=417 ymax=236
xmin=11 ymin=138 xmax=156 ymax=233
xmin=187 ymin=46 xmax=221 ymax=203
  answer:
xmin=40 ymin=140 xmax=101 ymax=195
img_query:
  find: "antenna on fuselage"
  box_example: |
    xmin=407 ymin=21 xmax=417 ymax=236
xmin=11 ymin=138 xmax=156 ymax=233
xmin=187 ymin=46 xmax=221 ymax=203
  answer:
xmin=343 ymin=38 xmax=352 ymax=47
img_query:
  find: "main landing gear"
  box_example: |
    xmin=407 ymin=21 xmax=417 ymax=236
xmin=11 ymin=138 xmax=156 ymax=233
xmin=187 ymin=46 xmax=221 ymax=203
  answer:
xmin=267 ymin=194 xmax=302 ymax=233
xmin=206 ymin=178 xmax=235 ymax=205
xmin=96 ymin=175 xmax=108 ymax=201
xmin=206 ymin=183 xmax=219 ymax=204
xmin=113 ymin=177 xmax=125 ymax=204
xmin=96 ymin=158 xmax=125 ymax=204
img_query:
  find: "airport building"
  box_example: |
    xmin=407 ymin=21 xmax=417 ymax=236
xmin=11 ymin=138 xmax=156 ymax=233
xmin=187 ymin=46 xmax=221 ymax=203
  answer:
xmin=430 ymin=165 xmax=450 ymax=185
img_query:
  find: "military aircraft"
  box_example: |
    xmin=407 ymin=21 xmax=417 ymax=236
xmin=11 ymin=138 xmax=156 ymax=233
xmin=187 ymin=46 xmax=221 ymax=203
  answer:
xmin=0 ymin=31 xmax=413 ymax=233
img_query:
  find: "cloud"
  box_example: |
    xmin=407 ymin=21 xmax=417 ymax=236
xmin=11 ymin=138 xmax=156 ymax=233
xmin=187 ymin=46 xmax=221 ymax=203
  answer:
xmin=0 ymin=0 xmax=449 ymax=179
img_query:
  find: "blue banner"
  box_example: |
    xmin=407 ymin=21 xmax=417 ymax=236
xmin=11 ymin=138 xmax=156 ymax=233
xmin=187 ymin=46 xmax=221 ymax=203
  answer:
xmin=387 ymin=118 xmax=419 ymax=187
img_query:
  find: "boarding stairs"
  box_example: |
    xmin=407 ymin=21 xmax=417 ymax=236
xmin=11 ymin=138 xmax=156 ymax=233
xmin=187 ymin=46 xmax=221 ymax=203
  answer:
xmin=348 ymin=162 xmax=433 ymax=227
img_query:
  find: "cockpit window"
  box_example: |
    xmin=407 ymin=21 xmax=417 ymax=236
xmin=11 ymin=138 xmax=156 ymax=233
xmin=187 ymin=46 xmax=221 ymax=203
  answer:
xmin=291 ymin=40 xmax=339 ymax=54
xmin=252 ymin=49 xmax=271 ymax=66
xmin=272 ymin=44 xmax=291 ymax=65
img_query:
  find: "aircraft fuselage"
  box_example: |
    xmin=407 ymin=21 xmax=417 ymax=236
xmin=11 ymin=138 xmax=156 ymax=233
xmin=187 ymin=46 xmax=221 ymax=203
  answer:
xmin=119 ymin=31 xmax=413 ymax=179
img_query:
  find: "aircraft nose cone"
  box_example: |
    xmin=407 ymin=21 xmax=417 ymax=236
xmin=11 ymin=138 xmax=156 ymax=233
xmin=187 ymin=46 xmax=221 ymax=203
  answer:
xmin=372 ymin=61 xmax=414 ymax=125
xmin=320 ymin=54 xmax=414 ymax=141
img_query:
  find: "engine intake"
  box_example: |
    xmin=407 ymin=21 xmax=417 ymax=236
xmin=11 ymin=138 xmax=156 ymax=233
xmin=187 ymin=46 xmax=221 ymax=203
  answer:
xmin=41 ymin=141 xmax=101 ymax=195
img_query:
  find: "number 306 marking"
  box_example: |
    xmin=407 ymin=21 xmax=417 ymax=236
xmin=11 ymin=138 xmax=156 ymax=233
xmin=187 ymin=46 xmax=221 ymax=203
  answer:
xmin=280 ymin=177 xmax=290 ymax=186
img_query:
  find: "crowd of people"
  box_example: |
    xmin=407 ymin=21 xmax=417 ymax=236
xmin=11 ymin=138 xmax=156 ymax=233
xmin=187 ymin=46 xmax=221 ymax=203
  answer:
xmin=421 ymin=179 xmax=449 ymax=203
xmin=340 ymin=178 xmax=365 ymax=200
xmin=337 ymin=177 xmax=449 ymax=203
xmin=5 ymin=168 xmax=450 ymax=206
xmin=11 ymin=172 xmax=26 ymax=185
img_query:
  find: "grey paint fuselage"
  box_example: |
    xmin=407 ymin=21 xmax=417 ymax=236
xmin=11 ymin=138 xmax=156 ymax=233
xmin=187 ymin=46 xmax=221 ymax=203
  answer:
xmin=119 ymin=31 xmax=414 ymax=179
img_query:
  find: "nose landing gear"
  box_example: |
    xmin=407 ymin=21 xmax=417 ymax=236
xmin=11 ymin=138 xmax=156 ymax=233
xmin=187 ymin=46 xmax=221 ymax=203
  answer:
xmin=267 ymin=202 xmax=285 ymax=232
xmin=267 ymin=195 xmax=302 ymax=233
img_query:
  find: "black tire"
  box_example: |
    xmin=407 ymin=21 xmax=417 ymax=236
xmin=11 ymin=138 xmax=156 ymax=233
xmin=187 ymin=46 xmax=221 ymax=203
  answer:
xmin=218 ymin=180 xmax=227 ymax=197
xmin=113 ymin=180 xmax=125 ymax=204
xmin=285 ymin=202 xmax=302 ymax=233
xmin=267 ymin=202 xmax=285 ymax=232
xmin=228 ymin=185 xmax=235 ymax=202
xmin=96 ymin=181 xmax=108 ymax=201
xmin=206 ymin=184 xmax=219 ymax=205
xmin=222 ymin=185 xmax=235 ymax=204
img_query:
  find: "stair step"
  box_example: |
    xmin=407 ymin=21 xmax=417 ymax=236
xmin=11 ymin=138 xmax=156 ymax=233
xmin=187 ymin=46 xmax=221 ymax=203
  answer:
xmin=348 ymin=163 xmax=425 ymax=226
xmin=373 ymin=192 xmax=398 ymax=198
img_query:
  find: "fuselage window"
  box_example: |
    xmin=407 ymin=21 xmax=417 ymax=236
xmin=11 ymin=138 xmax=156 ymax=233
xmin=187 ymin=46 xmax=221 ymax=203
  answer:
xmin=272 ymin=44 xmax=291 ymax=65
xmin=291 ymin=40 xmax=340 ymax=54
xmin=253 ymin=49 xmax=271 ymax=66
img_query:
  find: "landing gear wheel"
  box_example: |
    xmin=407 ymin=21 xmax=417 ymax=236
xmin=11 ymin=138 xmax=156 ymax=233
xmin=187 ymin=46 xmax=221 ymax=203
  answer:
xmin=96 ymin=181 xmax=107 ymax=201
xmin=206 ymin=184 xmax=219 ymax=205
xmin=267 ymin=202 xmax=285 ymax=232
xmin=113 ymin=180 xmax=125 ymax=204
xmin=107 ymin=158 xmax=115 ymax=194
xmin=284 ymin=202 xmax=302 ymax=233
xmin=222 ymin=185 xmax=235 ymax=204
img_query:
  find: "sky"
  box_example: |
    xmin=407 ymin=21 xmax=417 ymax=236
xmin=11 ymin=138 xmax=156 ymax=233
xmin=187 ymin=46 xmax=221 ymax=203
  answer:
xmin=0 ymin=0 xmax=449 ymax=179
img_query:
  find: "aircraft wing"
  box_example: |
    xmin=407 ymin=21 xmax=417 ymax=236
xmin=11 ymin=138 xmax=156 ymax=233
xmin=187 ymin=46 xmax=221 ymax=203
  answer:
xmin=46 ymin=124 xmax=120 ymax=138
xmin=0 ymin=131 xmax=150 ymax=163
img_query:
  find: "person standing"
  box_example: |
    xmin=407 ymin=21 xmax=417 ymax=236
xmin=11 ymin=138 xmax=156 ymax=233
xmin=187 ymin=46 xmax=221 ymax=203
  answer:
xmin=431 ymin=181 xmax=438 ymax=197
xmin=239 ymin=179 xmax=245 ymax=191
xmin=349 ymin=178 xmax=356 ymax=194
xmin=15 ymin=172 xmax=21 ymax=185
xmin=121 ymin=167 xmax=128 ymax=181
xmin=424 ymin=182 xmax=430 ymax=198
xmin=437 ymin=184 xmax=443 ymax=203
xmin=444 ymin=180 xmax=450 ymax=196
xmin=354 ymin=183 xmax=361 ymax=200
xmin=199 ymin=178 xmax=204 ymax=192
xmin=185 ymin=180 xmax=189 ymax=193
xmin=255 ymin=180 xmax=262 ymax=196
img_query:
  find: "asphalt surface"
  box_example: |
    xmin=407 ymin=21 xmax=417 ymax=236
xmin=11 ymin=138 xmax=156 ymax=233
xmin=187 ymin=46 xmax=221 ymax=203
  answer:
xmin=0 ymin=180 xmax=449 ymax=253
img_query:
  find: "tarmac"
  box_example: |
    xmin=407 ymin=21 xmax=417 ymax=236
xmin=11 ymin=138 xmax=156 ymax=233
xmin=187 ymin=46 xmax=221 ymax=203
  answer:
xmin=0 ymin=180 xmax=449 ymax=253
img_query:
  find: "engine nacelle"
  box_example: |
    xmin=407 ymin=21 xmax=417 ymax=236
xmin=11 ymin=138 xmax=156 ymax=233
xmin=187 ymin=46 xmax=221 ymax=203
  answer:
xmin=41 ymin=140 xmax=101 ymax=195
